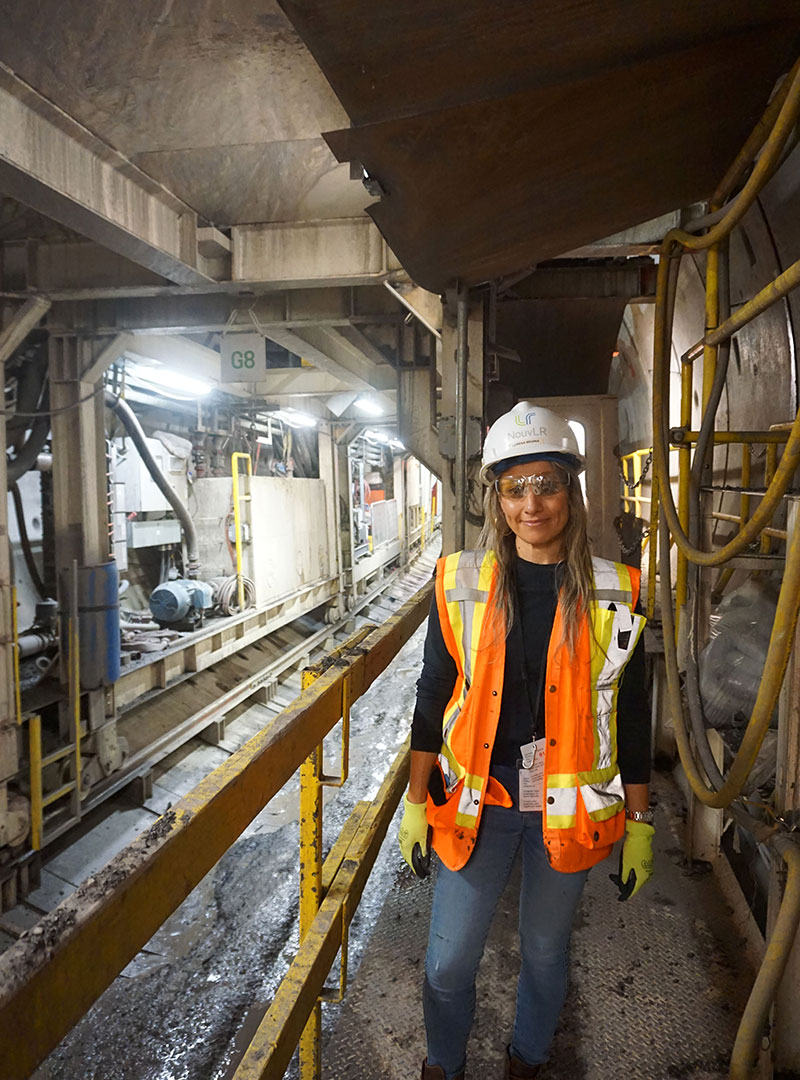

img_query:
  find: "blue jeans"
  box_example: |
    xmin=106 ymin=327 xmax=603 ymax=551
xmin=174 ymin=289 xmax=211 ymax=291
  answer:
xmin=423 ymin=765 xmax=589 ymax=1078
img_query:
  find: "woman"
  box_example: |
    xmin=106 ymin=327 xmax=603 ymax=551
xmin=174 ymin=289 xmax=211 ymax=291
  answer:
xmin=398 ymin=401 xmax=654 ymax=1080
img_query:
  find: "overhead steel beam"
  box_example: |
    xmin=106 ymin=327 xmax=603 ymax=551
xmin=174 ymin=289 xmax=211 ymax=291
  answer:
xmin=80 ymin=333 xmax=136 ymax=384
xmin=48 ymin=286 xmax=404 ymax=336
xmin=232 ymin=218 xmax=401 ymax=285
xmin=384 ymin=281 xmax=443 ymax=341
xmin=246 ymin=369 xmax=366 ymax=398
xmin=336 ymin=323 xmax=392 ymax=367
xmin=125 ymin=337 xmax=368 ymax=401
xmin=0 ymin=296 xmax=50 ymax=364
xmin=293 ymin=325 xmax=396 ymax=390
xmin=263 ymin=325 xmax=396 ymax=402
xmin=0 ymin=63 xmax=211 ymax=286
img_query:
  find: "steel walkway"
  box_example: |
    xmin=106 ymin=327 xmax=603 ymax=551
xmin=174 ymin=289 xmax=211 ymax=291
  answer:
xmin=322 ymin=774 xmax=757 ymax=1080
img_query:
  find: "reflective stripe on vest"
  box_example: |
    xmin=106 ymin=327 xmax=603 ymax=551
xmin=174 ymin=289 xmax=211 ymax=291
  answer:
xmin=543 ymin=558 xmax=642 ymax=833
xmin=438 ymin=550 xmax=499 ymax=826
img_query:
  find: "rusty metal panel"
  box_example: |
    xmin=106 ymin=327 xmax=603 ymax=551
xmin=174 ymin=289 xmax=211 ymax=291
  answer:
xmin=279 ymin=0 xmax=799 ymax=127
xmin=320 ymin=27 xmax=797 ymax=291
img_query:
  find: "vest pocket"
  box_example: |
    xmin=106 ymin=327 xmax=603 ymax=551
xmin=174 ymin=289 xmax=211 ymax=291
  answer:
xmin=576 ymin=770 xmax=626 ymax=848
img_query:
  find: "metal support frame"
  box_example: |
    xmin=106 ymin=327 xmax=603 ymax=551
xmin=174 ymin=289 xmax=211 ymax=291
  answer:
xmin=0 ymin=298 xmax=50 ymax=847
xmin=0 ymin=64 xmax=210 ymax=286
xmin=0 ymin=582 xmax=432 ymax=1080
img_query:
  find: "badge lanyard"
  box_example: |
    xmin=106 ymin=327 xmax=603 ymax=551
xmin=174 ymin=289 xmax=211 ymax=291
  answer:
xmin=516 ymin=572 xmax=558 ymax=811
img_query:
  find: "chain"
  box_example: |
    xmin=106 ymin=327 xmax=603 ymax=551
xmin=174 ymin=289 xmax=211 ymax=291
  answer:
xmin=614 ymin=515 xmax=650 ymax=557
xmin=617 ymin=449 xmax=652 ymax=490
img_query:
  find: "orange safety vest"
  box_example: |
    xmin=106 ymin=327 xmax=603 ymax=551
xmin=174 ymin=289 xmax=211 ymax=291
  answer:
xmin=426 ymin=549 xmax=645 ymax=874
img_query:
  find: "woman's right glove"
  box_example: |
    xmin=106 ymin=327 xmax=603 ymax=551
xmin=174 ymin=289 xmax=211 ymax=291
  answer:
xmin=398 ymin=794 xmax=430 ymax=875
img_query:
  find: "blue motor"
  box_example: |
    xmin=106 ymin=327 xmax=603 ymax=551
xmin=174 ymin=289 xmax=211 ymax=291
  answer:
xmin=149 ymin=579 xmax=214 ymax=627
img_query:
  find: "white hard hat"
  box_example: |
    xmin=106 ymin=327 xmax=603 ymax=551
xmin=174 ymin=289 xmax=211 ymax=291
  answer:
xmin=480 ymin=401 xmax=585 ymax=483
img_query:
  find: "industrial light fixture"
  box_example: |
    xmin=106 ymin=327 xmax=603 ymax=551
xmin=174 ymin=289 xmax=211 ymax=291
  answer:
xmin=127 ymin=360 xmax=213 ymax=398
xmin=272 ymin=408 xmax=317 ymax=429
xmin=354 ymin=397 xmax=383 ymax=416
xmin=364 ymin=428 xmax=390 ymax=444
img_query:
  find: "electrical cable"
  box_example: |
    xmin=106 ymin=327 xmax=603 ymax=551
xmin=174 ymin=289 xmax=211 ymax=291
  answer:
xmin=9 ymin=482 xmax=46 ymax=599
xmin=213 ymin=574 xmax=255 ymax=615
xmin=0 ymin=379 xmax=106 ymax=417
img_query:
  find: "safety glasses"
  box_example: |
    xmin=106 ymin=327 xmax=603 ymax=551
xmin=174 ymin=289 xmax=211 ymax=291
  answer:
xmin=494 ymin=471 xmax=570 ymax=499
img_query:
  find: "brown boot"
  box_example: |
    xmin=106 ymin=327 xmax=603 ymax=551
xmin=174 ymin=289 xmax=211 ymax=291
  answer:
xmin=504 ymin=1046 xmax=541 ymax=1078
xmin=420 ymin=1059 xmax=464 ymax=1080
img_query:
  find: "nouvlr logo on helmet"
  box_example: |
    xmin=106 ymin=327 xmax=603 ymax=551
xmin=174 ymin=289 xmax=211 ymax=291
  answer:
xmin=514 ymin=411 xmax=547 ymax=435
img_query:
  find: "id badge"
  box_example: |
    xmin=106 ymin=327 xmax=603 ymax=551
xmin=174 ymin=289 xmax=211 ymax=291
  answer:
xmin=518 ymin=737 xmax=546 ymax=811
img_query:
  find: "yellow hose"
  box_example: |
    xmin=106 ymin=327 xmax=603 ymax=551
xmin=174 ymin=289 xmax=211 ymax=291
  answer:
xmin=730 ymin=841 xmax=800 ymax=1079
xmin=712 ymin=57 xmax=800 ymax=206
xmin=650 ymin=61 xmax=800 ymax=567
xmin=659 ymin=509 xmax=800 ymax=808
xmin=706 ymin=256 xmax=800 ymax=348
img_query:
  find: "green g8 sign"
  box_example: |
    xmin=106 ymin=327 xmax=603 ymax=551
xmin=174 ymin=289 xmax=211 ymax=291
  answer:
xmin=220 ymin=334 xmax=267 ymax=383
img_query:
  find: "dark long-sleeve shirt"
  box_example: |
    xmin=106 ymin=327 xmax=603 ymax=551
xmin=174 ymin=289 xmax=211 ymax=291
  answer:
xmin=411 ymin=557 xmax=651 ymax=784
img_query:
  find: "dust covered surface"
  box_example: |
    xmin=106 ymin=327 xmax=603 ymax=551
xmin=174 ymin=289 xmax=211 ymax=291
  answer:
xmin=31 ymin=623 xmax=427 ymax=1080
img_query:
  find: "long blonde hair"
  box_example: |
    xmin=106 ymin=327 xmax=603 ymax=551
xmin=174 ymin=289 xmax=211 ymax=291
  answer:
xmin=477 ymin=463 xmax=595 ymax=653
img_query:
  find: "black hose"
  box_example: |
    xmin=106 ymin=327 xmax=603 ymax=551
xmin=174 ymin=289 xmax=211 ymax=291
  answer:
xmin=104 ymin=392 xmax=200 ymax=578
xmin=6 ymin=395 xmax=50 ymax=485
xmin=10 ymin=482 xmax=46 ymax=599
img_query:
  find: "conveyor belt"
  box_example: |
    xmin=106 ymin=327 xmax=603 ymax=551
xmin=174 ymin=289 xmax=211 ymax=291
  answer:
xmin=322 ymin=774 xmax=756 ymax=1080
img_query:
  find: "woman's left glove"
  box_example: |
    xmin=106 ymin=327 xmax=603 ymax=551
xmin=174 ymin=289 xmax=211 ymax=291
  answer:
xmin=609 ymin=820 xmax=655 ymax=901
xmin=398 ymin=795 xmax=430 ymax=876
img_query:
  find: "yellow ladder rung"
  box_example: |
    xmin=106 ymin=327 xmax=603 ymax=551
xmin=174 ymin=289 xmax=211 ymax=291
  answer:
xmin=42 ymin=782 xmax=76 ymax=809
xmin=42 ymin=745 xmax=75 ymax=767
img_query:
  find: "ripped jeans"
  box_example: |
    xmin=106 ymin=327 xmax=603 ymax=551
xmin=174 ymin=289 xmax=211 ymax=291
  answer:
xmin=423 ymin=765 xmax=589 ymax=1079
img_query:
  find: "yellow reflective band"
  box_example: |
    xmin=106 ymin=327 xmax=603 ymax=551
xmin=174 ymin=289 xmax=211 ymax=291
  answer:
xmin=587 ymin=802 xmax=625 ymax=823
xmin=578 ymin=764 xmax=619 ymax=785
xmin=546 ymin=814 xmax=577 ymax=829
xmin=464 ymin=772 xmax=485 ymax=792
xmin=547 ymin=773 xmax=577 ymax=788
xmin=440 ymin=742 xmax=463 ymax=781
xmin=455 ymin=811 xmax=478 ymax=828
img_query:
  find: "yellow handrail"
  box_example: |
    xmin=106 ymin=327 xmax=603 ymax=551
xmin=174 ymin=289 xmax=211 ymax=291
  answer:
xmin=231 ymin=452 xmax=253 ymax=611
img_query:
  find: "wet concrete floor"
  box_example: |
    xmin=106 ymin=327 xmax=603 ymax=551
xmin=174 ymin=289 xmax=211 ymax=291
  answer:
xmin=30 ymin=590 xmax=432 ymax=1080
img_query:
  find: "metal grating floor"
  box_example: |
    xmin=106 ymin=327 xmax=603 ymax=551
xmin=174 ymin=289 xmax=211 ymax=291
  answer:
xmin=322 ymin=774 xmax=757 ymax=1080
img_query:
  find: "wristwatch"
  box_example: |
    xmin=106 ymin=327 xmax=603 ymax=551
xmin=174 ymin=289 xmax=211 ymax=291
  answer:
xmin=625 ymin=808 xmax=655 ymax=824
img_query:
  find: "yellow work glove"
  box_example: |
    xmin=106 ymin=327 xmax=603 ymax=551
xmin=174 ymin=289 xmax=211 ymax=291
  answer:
xmin=398 ymin=794 xmax=430 ymax=876
xmin=609 ymin=820 xmax=655 ymax=901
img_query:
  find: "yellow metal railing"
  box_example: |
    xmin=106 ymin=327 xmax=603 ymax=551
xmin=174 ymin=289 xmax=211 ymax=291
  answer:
xmin=23 ymin=564 xmax=85 ymax=850
xmin=0 ymin=582 xmax=432 ymax=1080
xmin=619 ymin=448 xmax=652 ymax=519
xmin=294 ymin=627 xmax=370 ymax=1078
xmin=231 ymin=452 xmax=253 ymax=611
xmin=233 ymin=733 xmax=410 ymax=1080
